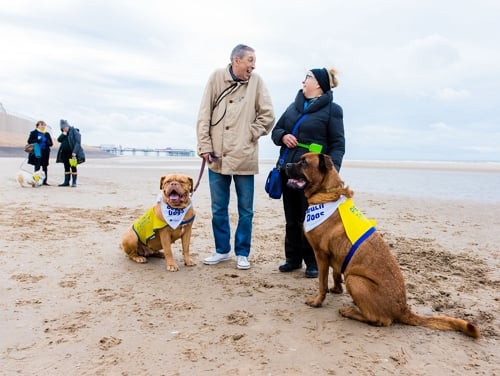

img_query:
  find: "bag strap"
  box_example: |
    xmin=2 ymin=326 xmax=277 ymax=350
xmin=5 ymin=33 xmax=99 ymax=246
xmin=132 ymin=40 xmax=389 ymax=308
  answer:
xmin=277 ymin=114 xmax=309 ymax=167
xmin=210 ymin=82 xmax=240 ymax=127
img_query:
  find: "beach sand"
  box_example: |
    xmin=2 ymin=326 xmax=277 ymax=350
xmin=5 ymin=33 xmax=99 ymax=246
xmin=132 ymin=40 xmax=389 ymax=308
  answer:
xmin=1 ymin=156 xmax=499 ymax=376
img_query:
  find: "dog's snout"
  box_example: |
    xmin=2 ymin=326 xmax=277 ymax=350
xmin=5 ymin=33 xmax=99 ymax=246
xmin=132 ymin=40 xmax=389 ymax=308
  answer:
xmin=284 ymin=163 xmax=294 ymax=176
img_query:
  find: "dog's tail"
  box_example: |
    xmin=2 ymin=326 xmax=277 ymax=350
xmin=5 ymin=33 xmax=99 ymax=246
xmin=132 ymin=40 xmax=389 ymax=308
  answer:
xmin=399 ymin=310 xmax=480 ymax=338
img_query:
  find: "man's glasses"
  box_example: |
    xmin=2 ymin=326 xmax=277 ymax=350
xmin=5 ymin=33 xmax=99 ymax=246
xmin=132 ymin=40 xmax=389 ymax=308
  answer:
xmin=304 ymin=74 xmax=315 ymax=81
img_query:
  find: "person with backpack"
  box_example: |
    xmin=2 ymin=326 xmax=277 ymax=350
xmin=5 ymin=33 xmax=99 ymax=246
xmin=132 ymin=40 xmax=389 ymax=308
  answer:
xmin=56 ymin=119 xmax=85 ymax=187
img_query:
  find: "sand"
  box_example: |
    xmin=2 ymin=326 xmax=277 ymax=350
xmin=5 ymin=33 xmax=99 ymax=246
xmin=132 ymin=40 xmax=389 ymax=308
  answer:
xmin=1 ymin=156 xmax=499 ymax=376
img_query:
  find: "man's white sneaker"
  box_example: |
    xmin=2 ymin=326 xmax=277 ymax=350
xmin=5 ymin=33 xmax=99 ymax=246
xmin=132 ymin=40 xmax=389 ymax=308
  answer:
xmin=236 ymin=255 xmax=250 ymax=270
xmin=203 ymin=252 xmax=231 ymax=265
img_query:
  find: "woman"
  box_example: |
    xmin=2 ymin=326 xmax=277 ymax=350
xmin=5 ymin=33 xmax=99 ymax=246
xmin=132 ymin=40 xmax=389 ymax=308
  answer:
xmin=27 ymin=120 xmax=53 ymax=185
xmin=56 ymin=119 xmax=85 ymax=187
xmin=271 ymin=67 xmax=345 ymax=278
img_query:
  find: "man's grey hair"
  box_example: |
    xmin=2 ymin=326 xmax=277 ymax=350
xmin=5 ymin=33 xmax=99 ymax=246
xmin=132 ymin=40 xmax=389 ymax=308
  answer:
xmin=230 ymin=44 xmax=254 ymax=61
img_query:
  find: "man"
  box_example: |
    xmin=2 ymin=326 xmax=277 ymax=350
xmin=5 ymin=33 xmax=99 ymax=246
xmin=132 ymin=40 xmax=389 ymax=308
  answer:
xmin=197 ymin=44 xmax=275 ymax=270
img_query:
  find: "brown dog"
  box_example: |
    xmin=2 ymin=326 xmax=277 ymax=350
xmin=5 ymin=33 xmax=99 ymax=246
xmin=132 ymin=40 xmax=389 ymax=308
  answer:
xmin=120 ymin=174 xmax=196 ymax=271
xmin=285 ymin=153 xmax=480 ymax=338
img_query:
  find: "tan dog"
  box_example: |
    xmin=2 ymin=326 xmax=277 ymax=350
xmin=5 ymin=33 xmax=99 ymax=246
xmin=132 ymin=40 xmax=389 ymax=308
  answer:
xmin=16 ymin=169 xmax=45 ymax=187
xmin=285 ymin=153 xmax=480 ymax=338
xmin=120 ymin=174 xmax=196 ymax=271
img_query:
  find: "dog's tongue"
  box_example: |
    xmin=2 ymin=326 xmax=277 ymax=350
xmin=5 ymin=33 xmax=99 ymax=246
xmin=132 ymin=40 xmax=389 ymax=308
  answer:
xmin=287 ymin=178 xmax=307 ymax=189
xmin=169 ymin=192 xmax=181 ymax=204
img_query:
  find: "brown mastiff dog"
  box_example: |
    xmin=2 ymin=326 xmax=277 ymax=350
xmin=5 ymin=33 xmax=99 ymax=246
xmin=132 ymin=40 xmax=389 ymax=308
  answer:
xmin=120 ymin=174 xmax=196 ymax=271
xmin=285 ymin=153 xmax=480 ymax=338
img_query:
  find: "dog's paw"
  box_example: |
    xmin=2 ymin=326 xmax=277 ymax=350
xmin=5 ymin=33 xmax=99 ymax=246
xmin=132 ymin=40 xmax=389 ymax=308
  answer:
xmin=130 ymin=256 xmax=148 ymax=263
xmin=339 ymin=306 xmax=370 ymax=323
xmin=339 ymin=306 xmax=349 ymax=316
xmin=166 ymin=263 xmax=179 ymax=272
xmin=184 ymin=258 xmax=196 ymax=267
xmin=148 ymin=251 xmax=165 ymax=259
xmin=329 ymin=285 xmax=343 ymax=294
xmin=305 ymin=296 xmax=324 ymax=308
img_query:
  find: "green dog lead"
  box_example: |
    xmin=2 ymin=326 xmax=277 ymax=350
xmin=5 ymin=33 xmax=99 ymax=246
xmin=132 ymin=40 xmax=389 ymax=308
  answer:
xmin=296 ymin=142 xmax=323 ymax=153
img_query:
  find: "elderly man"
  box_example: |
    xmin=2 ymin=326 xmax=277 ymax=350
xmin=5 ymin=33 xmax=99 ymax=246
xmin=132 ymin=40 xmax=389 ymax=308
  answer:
xmin=197 ymin=44 xmax=275 ymax=270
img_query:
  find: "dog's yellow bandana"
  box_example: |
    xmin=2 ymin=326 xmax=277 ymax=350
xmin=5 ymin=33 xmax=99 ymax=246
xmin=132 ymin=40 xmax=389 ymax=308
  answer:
xmin=304 ymin=197 xmax=377 ymax=273
xmin=133 ymin=196 xmax=195 ymax=245
xmin=338 ymin=198 xmax=377 ymax=246
xmin=133 ymin=207 xmax=169 ymax=245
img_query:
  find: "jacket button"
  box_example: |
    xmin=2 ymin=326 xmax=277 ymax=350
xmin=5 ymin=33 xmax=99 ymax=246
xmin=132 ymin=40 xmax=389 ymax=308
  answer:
xmin=229 ymin=100 xmax=233 ymax=103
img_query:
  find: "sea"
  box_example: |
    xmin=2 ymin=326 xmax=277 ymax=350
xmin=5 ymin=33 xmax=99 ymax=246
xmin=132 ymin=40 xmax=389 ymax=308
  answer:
xmin=338 ymin=162 xmax=500 ymax=203
xmin=109 ymin=155 xmax=500 ymax=204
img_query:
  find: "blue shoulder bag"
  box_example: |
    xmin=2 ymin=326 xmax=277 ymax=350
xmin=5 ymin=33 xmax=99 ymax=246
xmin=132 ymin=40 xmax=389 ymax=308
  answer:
xmin=265 ymin=114 xmax=309 ymax=199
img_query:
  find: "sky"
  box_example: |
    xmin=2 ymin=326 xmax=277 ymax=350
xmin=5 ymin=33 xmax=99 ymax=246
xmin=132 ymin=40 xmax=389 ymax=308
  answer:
xmin=1 ymin=0 xmax=499 ymax=162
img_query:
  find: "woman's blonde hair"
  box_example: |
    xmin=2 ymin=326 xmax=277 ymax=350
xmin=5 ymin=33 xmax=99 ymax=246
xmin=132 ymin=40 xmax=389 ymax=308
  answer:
xmin=327 ymin=68 xmax=339 ymax=89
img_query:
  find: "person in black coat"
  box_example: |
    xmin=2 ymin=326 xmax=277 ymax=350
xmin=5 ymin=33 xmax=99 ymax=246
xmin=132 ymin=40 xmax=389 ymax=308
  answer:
xmin=271 ymin=67 xmax=345 ymax=278
xmin=56 ymin=119 xmax=85 ymax=187
xmin=27 ymin=120 xmax=53 ymax=185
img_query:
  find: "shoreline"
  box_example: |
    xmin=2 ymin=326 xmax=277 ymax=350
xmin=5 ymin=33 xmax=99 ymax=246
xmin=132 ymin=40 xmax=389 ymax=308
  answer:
xmin=6 ymin=154 xmax=500 ymax=204
xmin=2 ymin=146 xmax=500 ymax=172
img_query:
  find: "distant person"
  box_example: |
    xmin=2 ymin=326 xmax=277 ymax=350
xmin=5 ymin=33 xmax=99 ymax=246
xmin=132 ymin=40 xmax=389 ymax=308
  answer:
xmin=196 ymin=43 xmax=275 ymax=270
xmin=56 ymin=119 xmax=85 ymax=187
xmin=27 ymin=120 xmax=53 ymax=185
xmin=271 ymin=67 xmax=345 ymax=278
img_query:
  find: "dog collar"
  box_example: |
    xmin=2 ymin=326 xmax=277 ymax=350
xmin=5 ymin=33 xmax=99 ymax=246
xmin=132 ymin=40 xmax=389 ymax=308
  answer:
xmin=319 ymin=186 xmax=343 ymax=194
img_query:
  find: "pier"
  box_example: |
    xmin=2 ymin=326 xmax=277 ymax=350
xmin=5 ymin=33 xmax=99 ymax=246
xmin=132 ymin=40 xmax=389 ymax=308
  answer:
xmin=99 ymin=146 xmax=195 ymax=157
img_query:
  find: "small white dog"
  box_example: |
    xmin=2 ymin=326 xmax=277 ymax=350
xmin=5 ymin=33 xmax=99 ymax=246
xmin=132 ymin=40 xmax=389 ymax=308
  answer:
xmin=16 ymin=170 xmax=45 ymax=188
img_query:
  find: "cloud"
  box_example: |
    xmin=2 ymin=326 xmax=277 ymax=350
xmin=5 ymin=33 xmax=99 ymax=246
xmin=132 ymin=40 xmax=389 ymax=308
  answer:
xmin=433 ymin=88 xmax=470 ymax=101
xmin=429 ymin=122 xmax=453 ymax=132
xmin=1 ymin=0 xmax=500 ymax=161
xmin=405 ymin=34 xmax=461 ymax=70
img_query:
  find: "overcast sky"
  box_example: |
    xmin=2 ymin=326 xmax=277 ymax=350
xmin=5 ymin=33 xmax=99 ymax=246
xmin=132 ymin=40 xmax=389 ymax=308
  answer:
xmin=1 ymin=0 xmax=499 ymax=161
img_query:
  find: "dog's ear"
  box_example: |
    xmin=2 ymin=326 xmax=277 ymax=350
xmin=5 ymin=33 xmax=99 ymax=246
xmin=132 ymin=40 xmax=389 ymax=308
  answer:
xmin=318 ymin=153 xmax=334 ymax=174
xmin=160 ymin=175 xmax=166 ymax=189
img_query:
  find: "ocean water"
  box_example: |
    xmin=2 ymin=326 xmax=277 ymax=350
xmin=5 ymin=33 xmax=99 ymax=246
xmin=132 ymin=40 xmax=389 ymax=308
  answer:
xmin=259 ymin=160 xmax=500 ymax=203
xmin=106 ymin=156 xmax=500 ymax=203
xmin=339 ymin=166 xmax=500 ymax=203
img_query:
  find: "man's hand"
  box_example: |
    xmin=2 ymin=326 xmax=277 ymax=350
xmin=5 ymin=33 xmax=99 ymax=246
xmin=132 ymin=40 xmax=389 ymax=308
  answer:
xmin=201 ymin=153 xmax=219 ymax=163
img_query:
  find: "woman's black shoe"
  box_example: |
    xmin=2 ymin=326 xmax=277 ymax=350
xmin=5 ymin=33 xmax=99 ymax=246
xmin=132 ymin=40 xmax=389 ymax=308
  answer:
xmin=305 ymin=266 xmax=318 ymax=278
xmin=279 ymin=261 xmax=302 ymax=272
